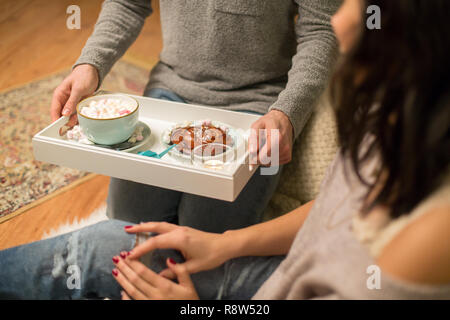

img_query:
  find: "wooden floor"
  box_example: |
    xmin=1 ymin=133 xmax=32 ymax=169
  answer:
xmin=0 ymin=0 xmax=162 ymax=250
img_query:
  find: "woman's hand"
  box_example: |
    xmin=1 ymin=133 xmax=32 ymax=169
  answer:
xmin=125 ymin=222 xmax=234 ymax=278
xmin=113 ymin=253 xmax=199 ymax=300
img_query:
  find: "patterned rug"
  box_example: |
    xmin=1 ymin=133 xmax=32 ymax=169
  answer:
xmin=0 ymin=60 xmax=151 ymax=223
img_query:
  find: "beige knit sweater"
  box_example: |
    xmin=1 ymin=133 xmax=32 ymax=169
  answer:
xmin=253 ymin=153 xmax=450 ymax=299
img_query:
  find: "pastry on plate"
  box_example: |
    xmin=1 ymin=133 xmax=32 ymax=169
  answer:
xmin=162 ymin=120 xmax=235 ymax=157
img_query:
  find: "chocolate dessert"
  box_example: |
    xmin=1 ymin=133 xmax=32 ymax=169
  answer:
xmin=169 ymin=124 xmax=234 ymax=156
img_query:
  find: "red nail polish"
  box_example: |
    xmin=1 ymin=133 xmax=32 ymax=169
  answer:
xmin=127 ymin=251 xmax=131 ymax=256
xmin=169 ymin=258 xmax=176 ymax=264
xmin=124 ymin=225 xmax=133 ymax=229
xmin=120 ymin=252 xmax=127 ymax=259
xmin=112 ymin=256 xmax=119 ymax=264
xmin=112 ymin=269 xmax=118 ymax=277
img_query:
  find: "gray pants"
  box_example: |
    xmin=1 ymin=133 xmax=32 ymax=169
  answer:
xmin=107 ymin=88 xmax=283 ymax=233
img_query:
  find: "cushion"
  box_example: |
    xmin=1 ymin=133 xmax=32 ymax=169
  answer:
xmin=263 ymin=91 xmax=339 ymax=221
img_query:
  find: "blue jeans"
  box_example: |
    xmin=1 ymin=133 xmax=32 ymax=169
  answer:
xmin=107 ymin=88 xmax=283 ymax=233
xmin=0 ymin=220 xmax=284 ymax=299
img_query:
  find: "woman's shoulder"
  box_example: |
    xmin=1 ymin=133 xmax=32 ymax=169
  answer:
xmin=376 ymin=183 xmax=450 ymax=286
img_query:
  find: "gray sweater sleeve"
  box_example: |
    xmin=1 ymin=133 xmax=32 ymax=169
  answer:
xmin=73 ymin=0 xmax=152 ymax=88
xmin=269 ymin=0 xmax=341 ymax=138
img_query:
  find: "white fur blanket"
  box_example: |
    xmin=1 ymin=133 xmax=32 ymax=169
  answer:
xmin=41 ymin=203 xmax=108 ymax=240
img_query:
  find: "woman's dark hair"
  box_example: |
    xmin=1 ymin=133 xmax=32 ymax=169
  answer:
xmin=330 ymin=0 xmax=450 ymax=218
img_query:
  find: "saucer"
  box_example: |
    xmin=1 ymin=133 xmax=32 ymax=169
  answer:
xmin=67 ymin=121 xmax=151 ymax=152
xmin=96 ymin=121 xmax=151 ymax=152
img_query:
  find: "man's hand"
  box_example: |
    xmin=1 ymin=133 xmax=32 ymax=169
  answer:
xmin=50 ymin=64 xmax=99 ymax=127
xmin=249 ymin=109 xmax=294 ymax=166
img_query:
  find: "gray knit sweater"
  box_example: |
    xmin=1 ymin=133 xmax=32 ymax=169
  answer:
xmin=74 ymin=0 xmax=340 ymax=138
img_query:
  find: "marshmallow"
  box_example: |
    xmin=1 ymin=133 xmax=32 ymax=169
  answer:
xmin=80 ymin=98 xmax=136 ymax=119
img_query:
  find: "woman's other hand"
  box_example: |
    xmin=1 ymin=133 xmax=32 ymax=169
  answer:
xmin=113 ymin=254 xmax=199 ymax=300
xmin=124 ymin=222 xmax=234 ymax=278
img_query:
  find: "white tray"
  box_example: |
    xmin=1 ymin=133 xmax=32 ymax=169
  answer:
xmin=32 ymin=95 xmax=260 ymax=201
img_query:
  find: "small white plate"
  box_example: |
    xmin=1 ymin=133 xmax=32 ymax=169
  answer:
xmin=160 ymin=120 xmax=244 ymax=162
